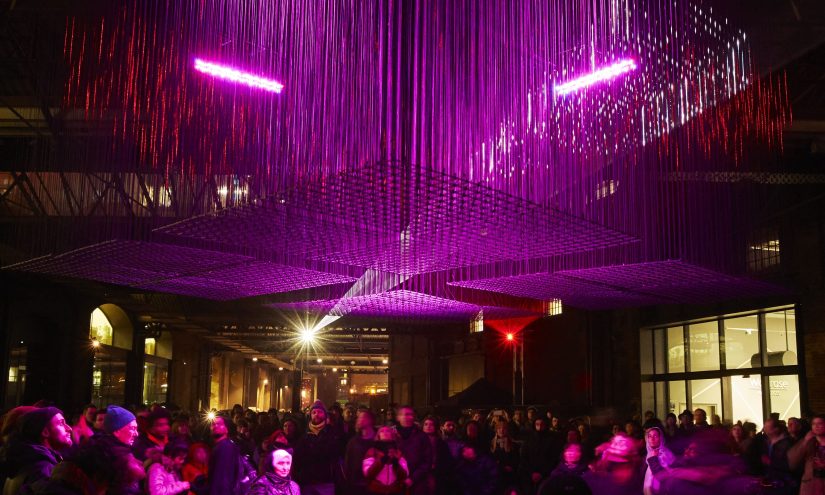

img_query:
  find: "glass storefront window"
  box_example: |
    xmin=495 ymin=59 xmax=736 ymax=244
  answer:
xmin=691 ymin=378 xmax=722 ymax=422
xmin=642 ymin=307 xmax=799 ymax=428
xmin=688 ymin=321 xmax=720 ymax=372
xmin=725 ymin=374 xmax=764 ymax=430
xmin=653 ymin=329 xmax=666 ymax=374
xmin=90 ymin=309 xmax=114 ymax=346
xmin=764 ymin=310 xmax=797 ymax=365
xmin=724 ymin=315 xmax=760 ymax=369
xmin=669 ymin=380 xmax=687 ymax=415
xmin=768 ymin=374 xmax=801 ymax=421
xmin=143 ymin=359 xmax=169 ymax=405
xmin=92 ymin=347 xmax=127 ymax=406
xmin=667 ymin=326 xmax=685 ymax=372
xmin=640 ymin=328 xmax=653 ymax=374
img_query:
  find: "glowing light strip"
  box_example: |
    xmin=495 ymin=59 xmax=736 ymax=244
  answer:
xmin=193 ymin=58 xmax=284 ymax=93
xmin=554 ymin=59 xmax=637 ymax=96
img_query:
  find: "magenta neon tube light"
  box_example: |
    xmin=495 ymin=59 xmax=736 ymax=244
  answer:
xmin=193 ymin=58 xmax=284 ymax=93
xmin=554 ymin=59 xmax=637 ymax=96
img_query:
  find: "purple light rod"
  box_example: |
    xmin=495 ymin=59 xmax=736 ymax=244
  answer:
xmin=193 ymin=58 xmax=284 ymax=93
xmin=554 ymin=58 xmax=637 ymax=96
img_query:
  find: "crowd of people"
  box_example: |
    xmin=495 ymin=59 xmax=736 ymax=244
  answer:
xmin=1 ymin=399 xmax=824 ymax=495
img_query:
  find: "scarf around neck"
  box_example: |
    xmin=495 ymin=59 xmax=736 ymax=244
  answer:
xmin=307 ymin=421 xmax=326 ymax=436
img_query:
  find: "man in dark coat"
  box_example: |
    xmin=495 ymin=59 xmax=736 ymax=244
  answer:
xmin=3 ymin=407 xmax=73 ymax=495
xmin=131 ymin=408 xmax=170 ymax=463
xmin=343 ymin=410 xmax=376 ymax=495
xmin=208 ymin=414 xmax=244 ymax=495
xmin=394 ymin=406 xmax=433 ymax=495
xmin=89 ymin=405 xmax=144 ymax=495
xmin=292 ymin=401 xmax=344 ymax=495
xmin=519 ymin=417 xmax=562 ymax=495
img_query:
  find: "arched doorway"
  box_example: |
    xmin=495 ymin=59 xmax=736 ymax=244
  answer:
xmin=90 ymin=304 xmax=133 ymax=406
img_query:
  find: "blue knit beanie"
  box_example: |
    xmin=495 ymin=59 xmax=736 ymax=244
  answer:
xmin=103 ymin=405 xmax=136 ymax=434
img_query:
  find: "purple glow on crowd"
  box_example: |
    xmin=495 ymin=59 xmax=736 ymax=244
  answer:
xmin=193 ymin=58 xmax=284 ymax=93
xmin=554 ymin=58 xmax=638 ymax=96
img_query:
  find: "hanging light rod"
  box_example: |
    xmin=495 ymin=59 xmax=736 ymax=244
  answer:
xmin=193 ymin=58 xmax=284 ymax=93
xmin=554 ymin=58 xmax=637 ymax=96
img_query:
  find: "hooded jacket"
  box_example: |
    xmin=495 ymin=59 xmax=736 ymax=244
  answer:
xmin=643 ymin=427 xmax=676 ymax=495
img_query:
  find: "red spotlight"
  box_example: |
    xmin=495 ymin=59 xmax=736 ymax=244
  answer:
xmin=506 ymin=333 xmax=514 ymax=341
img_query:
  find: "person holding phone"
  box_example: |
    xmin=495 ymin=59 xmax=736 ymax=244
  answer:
xmin=363 ymin=427 xmax=409 ymax=494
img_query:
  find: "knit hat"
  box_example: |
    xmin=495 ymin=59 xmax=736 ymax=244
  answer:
xmin=1 ymin=405 xmax=38 ymax=438
xmin=309 ymin=400 xmax=327 ymax=415
xmin=103 ymin=405 xmax=136 ymax=434
xmin=21 ymin=407 xmax=62 ymax=442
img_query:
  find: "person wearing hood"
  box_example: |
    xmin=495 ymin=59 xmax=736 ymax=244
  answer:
xmin=642 ymin=427 xmax=675 ymax=495
xmin=292 ymin=401 xmax=344 ymax=495
xmin=248 ymin=449 xmax=300 ymax=495
xmin=3 ymin=407 xmax=73 ymax=495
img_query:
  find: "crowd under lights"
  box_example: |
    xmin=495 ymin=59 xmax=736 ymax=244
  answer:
xmin=553 ymin=58 xmax=638 ymax=96
xmin=193 ymin=58 xmax=284 ymax=93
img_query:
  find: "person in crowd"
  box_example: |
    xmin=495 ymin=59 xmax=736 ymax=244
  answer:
xmin=623 ymin=421 xmax=642 ymax=440
xmin=537 ymin=443 xmax=590 ymax=495
xmin=343 ymin=409 xmax=376 ymax=495
xmin=642 ymin=427 xmax=675 ymax=495
xmin=30 ymin=439 xmax=118 ymax=495
xmin=362 ymin=427 xmax=408 ymax=495
xmin=171 ymin=416 xmax=192 ymax=445
xmin=181 ymin=442 xmax=209 ymax=495
xmin=510 ymin=409 xmax=528 ymax=441
xmin=439 ymin=420 xmax=463 ymax=460
xmin=548 ymin=417 xmax=561 ymax=434
xmin=454 ymin=444 xmax=498 ymax=495
xmin=91 ymin=405 xmax=144 ymax=495
xmin=789 ymin=414 xmax=825 ymax=495
xmin=729 ymin=423 xmax=748 ymax=455
xmin=71 ymin=405 xmax=96 ymax=446
xmin=692 ymin=409 xmax=710 ymax=430
xmin=394 ymin=406 xmax=433 ymax=495
xmin=146 ymin=442 xmax=190 ymax=495
xmin=342 ymin=406 xmax=357 ymax=441
xmin=91 ymin=409 xmax=107 ymax=436
xmin=3 ymin=407 xmax=73 ymax=495
xmin=755 ymin=418 xmax=798 ymax=494
xmin=788 ymin=417 xmax=809 ymax=444
xmin=133 ymin=408 xmax=171 ymax=463
xmin=641 ymin=411 xmax=658 ymax=431
xmin=281 ymin=418 xmax=301 ymax=447
xmin=258 ymin=430 xmax=290 ymax=474
xmin=519 ymin=417 xmax=559 ymax=495
xmin=234 ymin=419 xmax=256 ymax=464
xmin=207 ymin=414 xmax=244 ymax=495
xmin=490 ymin=419 xmax=520 ymax=490
xmin=662 ymin=413 xmax=678 ymax=440
xmin=421 ymin=416 xmax=452 ymax=495
xmin=248 ymin=449 xmax=300 ymax=495
xmin=292 ymin=401 xmax=344 ymax=495
xmin=584 ymin=432 xmax=644 ymax=495
xmin=461 ymin=420 xmax=483 ymax=452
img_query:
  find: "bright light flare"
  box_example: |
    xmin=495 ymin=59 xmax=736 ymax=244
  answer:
xmin=299 ymin=327 xmax=316 ymax=344
xmin=206 ymin=411 xmax=216 ymax=421
xmin=554 ymin=59 xmax=637 ymax=96
xmin=506 ymin=333 xmax=515 ymax=341
xmin=193 ymin=58 xmax=284 ymax=93
xmin=91 ymin=339 xmax=101 ymax=349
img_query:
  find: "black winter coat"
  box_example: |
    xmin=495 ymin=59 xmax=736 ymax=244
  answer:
xmin=208 ymin=439 xmax=242 ymax=495
xmin=395 ymin=427 xmax=433 ymax=495
xmin=292 ymin=424 xmax=344 ymax=486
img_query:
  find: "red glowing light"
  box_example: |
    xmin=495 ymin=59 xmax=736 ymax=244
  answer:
xmin=506 ymin=333 xmax=514 ymax=341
